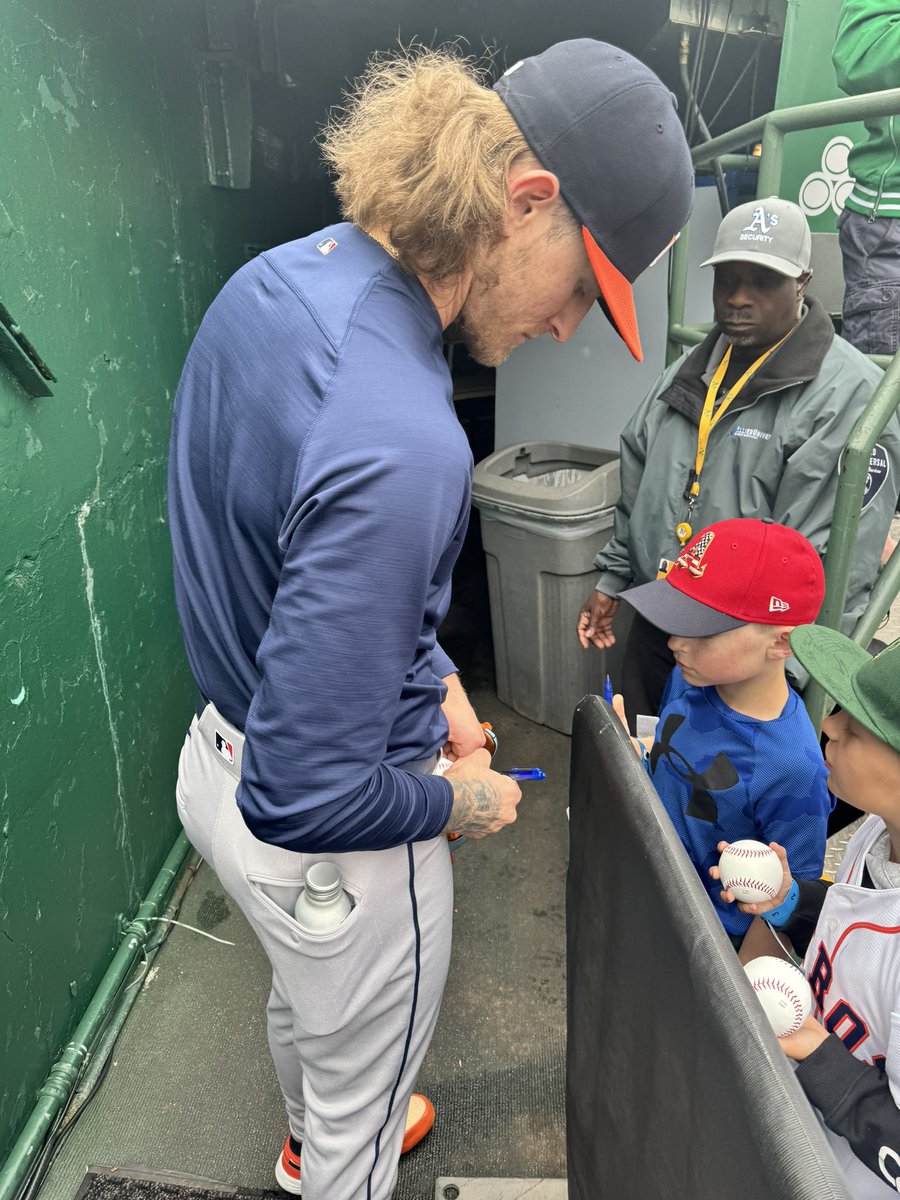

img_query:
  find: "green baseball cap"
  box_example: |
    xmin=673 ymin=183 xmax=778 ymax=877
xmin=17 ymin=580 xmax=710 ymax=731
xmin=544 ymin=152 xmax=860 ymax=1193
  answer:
xmin=790 ymin=626 xmax=900 ymax=753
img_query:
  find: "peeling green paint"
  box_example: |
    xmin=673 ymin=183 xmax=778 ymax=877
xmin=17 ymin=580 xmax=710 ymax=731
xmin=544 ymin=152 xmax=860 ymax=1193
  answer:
xmin=1 ymin=0 xmax=318 ymax=1160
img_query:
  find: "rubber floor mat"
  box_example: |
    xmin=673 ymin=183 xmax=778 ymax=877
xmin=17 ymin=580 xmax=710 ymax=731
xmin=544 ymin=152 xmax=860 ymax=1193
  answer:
xmin=74 ymin=1168 xmax=282 ymax=1200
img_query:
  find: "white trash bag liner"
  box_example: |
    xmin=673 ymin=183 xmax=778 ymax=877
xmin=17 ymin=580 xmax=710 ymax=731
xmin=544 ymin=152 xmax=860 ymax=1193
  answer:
xmin=509 ymin=467 xmax=593 ymax=488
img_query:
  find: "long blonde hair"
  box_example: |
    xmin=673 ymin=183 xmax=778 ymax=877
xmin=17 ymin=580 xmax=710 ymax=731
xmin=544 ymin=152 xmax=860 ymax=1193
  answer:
xmin=320 ymin=47 xmax=536 ymax=284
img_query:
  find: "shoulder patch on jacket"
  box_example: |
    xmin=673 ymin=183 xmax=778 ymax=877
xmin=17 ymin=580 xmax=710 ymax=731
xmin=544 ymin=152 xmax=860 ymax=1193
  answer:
xmin=862 ymin=443 xmax=890 ymax=511
xmin=839 ymin=442 xmax=891 ymax=512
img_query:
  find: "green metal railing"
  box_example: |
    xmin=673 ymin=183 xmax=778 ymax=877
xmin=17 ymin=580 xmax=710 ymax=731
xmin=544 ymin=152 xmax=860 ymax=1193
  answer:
xmin=804 ymin=355 xmax=900 ymax=728
xmin=667 ymin=85 xmax=900 ymax=366
xmin=0 ymin=834 xmax=198 ymax=1200
xmin=666 ymin=87 xmax=900 ymax=729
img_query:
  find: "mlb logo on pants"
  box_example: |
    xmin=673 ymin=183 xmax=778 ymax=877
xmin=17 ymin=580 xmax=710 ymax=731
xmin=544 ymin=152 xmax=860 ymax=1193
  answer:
xmin=215 ymin=730 xmax=235 ymax=765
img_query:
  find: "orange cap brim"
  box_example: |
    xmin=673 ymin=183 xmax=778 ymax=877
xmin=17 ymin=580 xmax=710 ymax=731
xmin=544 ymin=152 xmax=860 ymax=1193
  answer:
xmin=582 ymin=227 xmax=642 ymax=362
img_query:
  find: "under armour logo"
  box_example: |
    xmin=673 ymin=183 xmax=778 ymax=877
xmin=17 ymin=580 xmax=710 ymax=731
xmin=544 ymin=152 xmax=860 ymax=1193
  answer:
xmin=769 ymin=596 xmax=790 ymax=613
xmin=650 ymin=712 xmax=739 ymax=824
xmin=742 ymin=207 xmax=779 ymax=235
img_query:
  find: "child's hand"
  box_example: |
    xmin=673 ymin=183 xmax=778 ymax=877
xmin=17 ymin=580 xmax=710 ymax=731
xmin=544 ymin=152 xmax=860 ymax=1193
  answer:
xmin=779 ymin=1014 xmax=829 ymax=1061
xmin=611 ymin=693 xmax=646 ymax=759
xmin=709 ymin=840 xmax=793 ymax=914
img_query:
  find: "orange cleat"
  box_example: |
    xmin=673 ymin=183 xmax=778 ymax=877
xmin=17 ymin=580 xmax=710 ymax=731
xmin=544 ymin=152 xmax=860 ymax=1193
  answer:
xmin=401 ymin=1092 xmax=436 ymax=1153
xmin=274 ymin=1093 xmax=435 ymax=1192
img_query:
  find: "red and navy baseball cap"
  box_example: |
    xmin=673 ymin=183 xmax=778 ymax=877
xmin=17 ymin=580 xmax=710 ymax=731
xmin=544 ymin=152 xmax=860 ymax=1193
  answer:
xmin=494 ymin=39 xmax=694 ymax=362
xmin=619 ymin=519 xmax=825 ymax=637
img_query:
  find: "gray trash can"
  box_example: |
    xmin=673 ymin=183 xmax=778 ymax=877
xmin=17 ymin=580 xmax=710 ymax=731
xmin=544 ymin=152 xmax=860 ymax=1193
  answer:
xmin=471 ymin=441 xmax=620 ymax=735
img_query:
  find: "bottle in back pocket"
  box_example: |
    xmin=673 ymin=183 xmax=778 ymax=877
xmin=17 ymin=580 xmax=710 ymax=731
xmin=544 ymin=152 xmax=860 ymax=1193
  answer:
xmin=293 ymin=861 xmax=353 ymax=932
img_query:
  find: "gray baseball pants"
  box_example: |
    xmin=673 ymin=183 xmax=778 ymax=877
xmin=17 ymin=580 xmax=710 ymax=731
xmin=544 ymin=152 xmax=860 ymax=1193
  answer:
xmin=176 ymin=702 xmax=453 ymax=1200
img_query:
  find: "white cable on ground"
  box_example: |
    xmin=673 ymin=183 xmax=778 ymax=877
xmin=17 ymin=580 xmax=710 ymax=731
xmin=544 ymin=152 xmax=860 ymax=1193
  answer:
xmin=148 ymin=916 xmax=235 ymax=946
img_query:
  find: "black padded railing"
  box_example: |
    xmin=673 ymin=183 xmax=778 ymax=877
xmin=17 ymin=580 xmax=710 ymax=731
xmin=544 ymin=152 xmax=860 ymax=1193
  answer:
xmin=566 ymin=695 xmax=850 ymax=1200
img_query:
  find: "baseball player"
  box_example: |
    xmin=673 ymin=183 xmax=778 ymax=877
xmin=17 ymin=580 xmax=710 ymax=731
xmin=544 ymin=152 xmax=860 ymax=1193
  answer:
xmin=714 ymin=631 xmax=900 ymax=1198
xmin=168 ymin=40 xmax=693 ymax=1200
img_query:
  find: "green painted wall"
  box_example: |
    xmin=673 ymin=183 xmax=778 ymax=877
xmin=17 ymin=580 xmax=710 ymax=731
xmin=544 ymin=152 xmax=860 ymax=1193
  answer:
xmin=0 ymin=0 xmax=322 ymax=1159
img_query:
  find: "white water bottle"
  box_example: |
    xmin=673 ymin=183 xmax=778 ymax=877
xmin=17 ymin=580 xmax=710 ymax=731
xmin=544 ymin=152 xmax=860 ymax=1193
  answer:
xmin=293 ymin=861 xmax=353 ymax=932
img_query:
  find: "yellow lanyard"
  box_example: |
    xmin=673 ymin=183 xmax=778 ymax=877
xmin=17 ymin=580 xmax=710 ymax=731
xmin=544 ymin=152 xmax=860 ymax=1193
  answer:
xmin=673 ymin=329 xmax=794 ymax=548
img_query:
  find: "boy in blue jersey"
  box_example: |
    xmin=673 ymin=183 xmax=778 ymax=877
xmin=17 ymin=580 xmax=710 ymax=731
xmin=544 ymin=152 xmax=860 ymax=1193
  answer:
xmin=618 ymin=518 xmax=832 ymax=943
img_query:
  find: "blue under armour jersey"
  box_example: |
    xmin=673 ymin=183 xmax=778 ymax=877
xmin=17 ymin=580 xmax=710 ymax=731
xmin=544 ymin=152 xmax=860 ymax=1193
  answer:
xmin=648 ymin=669 xmax=833 ymax=935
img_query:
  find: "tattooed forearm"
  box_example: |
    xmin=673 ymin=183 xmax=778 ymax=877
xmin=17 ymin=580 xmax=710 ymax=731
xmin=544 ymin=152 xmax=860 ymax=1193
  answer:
xmin=448 ymin=778 xmax=503 ymax=837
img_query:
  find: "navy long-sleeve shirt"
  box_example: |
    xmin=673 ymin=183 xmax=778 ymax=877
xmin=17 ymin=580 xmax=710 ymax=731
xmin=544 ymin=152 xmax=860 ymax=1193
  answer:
xmin=168 ymin=224 xmax=472 ymax=851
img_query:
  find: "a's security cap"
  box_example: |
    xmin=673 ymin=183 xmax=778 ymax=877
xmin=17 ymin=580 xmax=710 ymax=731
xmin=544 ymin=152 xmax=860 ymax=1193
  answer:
xmin=700 ymin=196 xmax=812 ymax=278
xmin=495 ymin=39 xmax=694 ymax=362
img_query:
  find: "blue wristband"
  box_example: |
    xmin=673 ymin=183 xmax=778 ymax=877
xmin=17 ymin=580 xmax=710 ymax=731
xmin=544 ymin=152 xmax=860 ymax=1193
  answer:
xmin=764 ymin=878 xmax=800 ymax=928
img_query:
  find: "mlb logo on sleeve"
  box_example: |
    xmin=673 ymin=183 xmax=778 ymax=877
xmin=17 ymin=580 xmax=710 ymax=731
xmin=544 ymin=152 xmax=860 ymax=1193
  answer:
xmin=215 ymin=730 xmax=235 ymax=765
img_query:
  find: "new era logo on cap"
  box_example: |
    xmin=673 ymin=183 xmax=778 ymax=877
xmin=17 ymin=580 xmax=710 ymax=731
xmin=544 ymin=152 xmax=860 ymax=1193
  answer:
xmin=215 ymin=730 xmax=235 ymax=764
xmin=769 ymin=596 xmax=790 ymax=613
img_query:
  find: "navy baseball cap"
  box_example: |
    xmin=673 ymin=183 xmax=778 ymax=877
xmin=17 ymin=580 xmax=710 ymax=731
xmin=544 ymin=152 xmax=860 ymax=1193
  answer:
xmin=494 ymin=39 xmax=694 ymax=361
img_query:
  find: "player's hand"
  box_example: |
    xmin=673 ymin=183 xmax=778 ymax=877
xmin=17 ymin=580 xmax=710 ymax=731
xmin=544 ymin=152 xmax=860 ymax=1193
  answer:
xmin=444 ymin=748 xmax=521 ymax=839
xmin=577 ymin=592 xmax=619 ymax=650
xmin=440 ymin=673 xmax=484 ymax=761
xmin=779 ymin=1015 xmax=829 ymax=1061
xmin=611 ymin=694 xmax=646 ymax=758
xmin=709 ymin=840 xmax=793 ymax=914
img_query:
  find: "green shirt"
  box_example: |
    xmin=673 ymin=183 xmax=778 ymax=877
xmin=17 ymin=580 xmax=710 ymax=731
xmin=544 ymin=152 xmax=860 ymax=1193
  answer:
xmin=833 ymin=0 xmax=900 ymax=217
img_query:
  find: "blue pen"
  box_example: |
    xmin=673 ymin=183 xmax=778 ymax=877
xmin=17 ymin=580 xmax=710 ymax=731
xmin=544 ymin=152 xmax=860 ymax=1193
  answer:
xmin=603 ymin=674 xmax=613 ymax=704
xmin=449 ymin=767 xmax=547 ymax=847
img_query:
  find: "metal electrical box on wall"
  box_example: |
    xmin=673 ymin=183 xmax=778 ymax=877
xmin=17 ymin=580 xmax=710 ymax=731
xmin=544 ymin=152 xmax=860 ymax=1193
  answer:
xmin=669 ymin=0 xmax=787 ymax=39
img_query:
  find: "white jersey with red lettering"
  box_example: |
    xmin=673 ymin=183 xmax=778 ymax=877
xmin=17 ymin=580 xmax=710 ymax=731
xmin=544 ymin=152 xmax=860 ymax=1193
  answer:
xmin=803 ymin=815 xmax=900 ymax=1197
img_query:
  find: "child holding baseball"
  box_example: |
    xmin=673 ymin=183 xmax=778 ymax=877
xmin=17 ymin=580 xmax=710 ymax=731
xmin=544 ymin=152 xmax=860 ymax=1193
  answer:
xmin=616 ymin=518 xmax=833 ymax=944
xmin=714 ymin=630 xmax=900 ymax=1199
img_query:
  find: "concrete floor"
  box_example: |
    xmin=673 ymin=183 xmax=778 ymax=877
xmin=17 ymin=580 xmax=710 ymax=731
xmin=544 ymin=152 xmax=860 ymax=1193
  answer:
xmin=40 ymin=559 xmax=572 ymax=1200
xmin=33 ymin=515 xmax=900 ymax=1200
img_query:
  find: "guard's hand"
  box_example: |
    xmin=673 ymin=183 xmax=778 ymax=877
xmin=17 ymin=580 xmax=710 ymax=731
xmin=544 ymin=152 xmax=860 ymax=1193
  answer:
xmin=577 ymin=592 xmax=619 ymax=650
xmin=440 ymin=673 xmax=485 ymax=761
xmin=709 ymin=840 xmax=793 ymax=914
xmin=444 ymin=748 xmax=521 ymax=839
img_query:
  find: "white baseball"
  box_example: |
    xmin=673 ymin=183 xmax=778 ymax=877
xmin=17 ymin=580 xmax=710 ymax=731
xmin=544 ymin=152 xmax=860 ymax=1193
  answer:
xmin=717 ymin=839 xmax=783 ymax=903
xmin=744 ymin=956 xmax=812 ymax=1038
